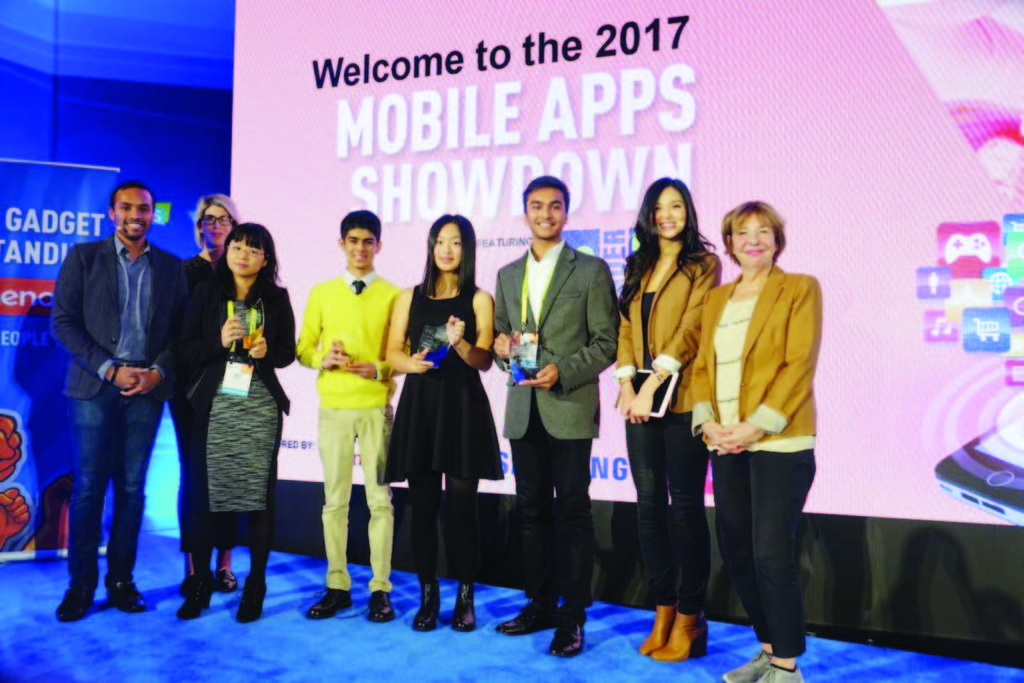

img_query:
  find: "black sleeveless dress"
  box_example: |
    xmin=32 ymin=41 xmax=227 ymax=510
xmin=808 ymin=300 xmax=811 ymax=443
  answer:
xmin=385 ymin=286 xmax=503 ymax=482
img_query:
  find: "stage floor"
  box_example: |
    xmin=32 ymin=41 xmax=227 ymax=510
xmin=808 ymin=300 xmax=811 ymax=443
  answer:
xmin=1 ymin=529 xmax=1021 ymax=682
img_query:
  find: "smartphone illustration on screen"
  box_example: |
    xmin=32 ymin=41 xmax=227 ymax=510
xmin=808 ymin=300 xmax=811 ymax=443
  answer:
xmin=935 ymin=426 xmax=1024 ymax=526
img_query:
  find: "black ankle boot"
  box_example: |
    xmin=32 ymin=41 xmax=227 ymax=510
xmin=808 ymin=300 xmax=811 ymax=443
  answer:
xmin=451 ymin=583 xmax=475 ymax=632
xmin=412 ymin=580 xmax=440 ymax=631
xmin=236 ymin=579 xmax=267 ymax=623
xmin=177 ymin=573 xmax=213 ymax=620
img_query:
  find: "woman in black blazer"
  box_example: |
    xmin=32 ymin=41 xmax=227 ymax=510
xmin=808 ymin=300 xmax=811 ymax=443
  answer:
xmin=176 ymin=223 xmax=296 ymax=623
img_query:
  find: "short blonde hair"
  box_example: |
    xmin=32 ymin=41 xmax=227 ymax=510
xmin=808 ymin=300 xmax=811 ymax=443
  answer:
xmin=721 ymin=201 xmax=786 ymax=266
xmin=194 ymin=194 xmax=240 ymax=249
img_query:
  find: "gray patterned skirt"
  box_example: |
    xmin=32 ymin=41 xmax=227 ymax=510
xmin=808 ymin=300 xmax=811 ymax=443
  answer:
xmin=206 ymin=373 xmax=279 ymax=512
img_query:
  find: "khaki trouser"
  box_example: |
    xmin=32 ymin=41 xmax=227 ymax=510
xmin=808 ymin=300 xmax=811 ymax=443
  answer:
xmin=318 ymin=405 xmax=393 ymax=592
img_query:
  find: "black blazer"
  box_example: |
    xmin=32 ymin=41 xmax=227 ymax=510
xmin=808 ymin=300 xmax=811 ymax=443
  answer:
xmin=179 ymin=280 xmax=296 ymax=415
xmin=51 ymin=236 xmax=188 ymax=401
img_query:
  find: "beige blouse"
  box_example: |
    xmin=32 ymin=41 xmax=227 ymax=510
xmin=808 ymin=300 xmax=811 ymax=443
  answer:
xmin=712 ymin=297 xmax=815 ymax=453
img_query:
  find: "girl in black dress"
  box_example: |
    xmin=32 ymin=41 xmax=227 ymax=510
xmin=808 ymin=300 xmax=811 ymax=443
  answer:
xmin=385 ymin=214 xmax=503 ymax=632
xmin=177 ymin=223 xmax=295 ymax=623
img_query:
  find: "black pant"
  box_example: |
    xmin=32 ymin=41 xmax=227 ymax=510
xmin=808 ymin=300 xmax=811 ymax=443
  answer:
xmin=407 ymin=473 xmax=480 ymax=585
xmin=625 ymin=411 xmax=710 ymax=612
xmin=510 ymin=395 xmax=594 ymax=627
xmin=190 ymin=460 xmax=277 ymax=586
xmin=169 ymin=394 xmax=235 ymax=554
xmin=712 ymin=449 xmax=815 ymax=659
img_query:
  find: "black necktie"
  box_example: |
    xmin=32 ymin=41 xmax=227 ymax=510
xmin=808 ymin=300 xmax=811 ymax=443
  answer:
xmin=352 ymin=280 xmax=366 ymax=295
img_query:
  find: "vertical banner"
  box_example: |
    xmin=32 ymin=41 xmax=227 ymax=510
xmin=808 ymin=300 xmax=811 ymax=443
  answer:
xmin=0 ymin=159 xmax=119 ymax=558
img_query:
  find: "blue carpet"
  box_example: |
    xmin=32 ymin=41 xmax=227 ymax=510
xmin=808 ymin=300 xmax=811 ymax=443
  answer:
xmin=2 ymin=414 xmax=1021 ymax=682
xmin=2 ymin=530 xmax=1022 ymax=682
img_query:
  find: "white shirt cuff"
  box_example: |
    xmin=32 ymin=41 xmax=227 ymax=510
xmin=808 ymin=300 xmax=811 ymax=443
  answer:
xmin=97 ymin=359 xmax=115 ymax=381
xmin=651 ymin=354 xmax=682 ymax=375
xmin=748 ymin=404 xmax=788 ymax=435
xmin=691 ymin=401 xmax=715 ymax=435
xmin=613 ymin=365 xmax=637 ymax=380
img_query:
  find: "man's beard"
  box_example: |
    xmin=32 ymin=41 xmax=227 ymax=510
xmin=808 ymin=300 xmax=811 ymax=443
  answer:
xmin=119 ymin=222 xmax=146 ymax=240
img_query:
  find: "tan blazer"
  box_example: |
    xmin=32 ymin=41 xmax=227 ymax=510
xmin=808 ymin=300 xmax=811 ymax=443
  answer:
xmin=689 ymin=266 xmax=822 ymax=442
xmin=617 ymin=253 xmax=721 ymax=413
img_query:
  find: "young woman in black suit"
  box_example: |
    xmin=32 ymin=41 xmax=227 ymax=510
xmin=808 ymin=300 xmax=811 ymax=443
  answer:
xmin=176 ymin=223 xmax=295 ymax=622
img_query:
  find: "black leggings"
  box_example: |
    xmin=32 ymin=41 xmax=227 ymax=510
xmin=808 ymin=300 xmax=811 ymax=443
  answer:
xmin=625 ymin=411 xmax=710 ymax=613
xmin=407 ymin=473 xmax=479 ymax=585
xmin=190 ymin=464 xmax=276 ymax=585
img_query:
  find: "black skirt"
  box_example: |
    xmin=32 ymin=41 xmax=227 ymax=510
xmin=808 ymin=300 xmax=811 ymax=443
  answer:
xmin=385 ymin=287 xmax=503 ymax=482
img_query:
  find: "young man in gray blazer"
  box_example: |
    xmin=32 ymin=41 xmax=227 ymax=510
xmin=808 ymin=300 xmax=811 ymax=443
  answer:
xmin=51 ymin=181 xmax=187 ymax=621
xmin=493 ymin=176 xmax=618 ymax=656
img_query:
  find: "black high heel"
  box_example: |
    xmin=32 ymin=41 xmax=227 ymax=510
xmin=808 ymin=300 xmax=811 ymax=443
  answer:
xmin=177 ymin=573 xmax=213 ymax=620
xmin=451 ymin=583 xmax=475 ymax=632
xmin=236 ymin=580 xmax=267 ymax=623
xmin=412 ymin=581 xmax=440 ymax=631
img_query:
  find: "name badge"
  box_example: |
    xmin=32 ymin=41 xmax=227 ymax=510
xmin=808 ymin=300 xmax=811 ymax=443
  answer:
xmin=220 ymin=361 xmax=253 ymax=397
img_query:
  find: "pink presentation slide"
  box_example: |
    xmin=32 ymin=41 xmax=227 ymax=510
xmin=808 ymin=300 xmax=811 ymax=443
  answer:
xmin=232 ymin=0 xmax=1024 ymax=525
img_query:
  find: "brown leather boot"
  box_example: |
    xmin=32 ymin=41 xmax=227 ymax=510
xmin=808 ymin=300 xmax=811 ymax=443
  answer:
xmin=651 ymin=610 xmax=707 ymax=662
xmin=638 ymin=603 xmax=677 ymax=655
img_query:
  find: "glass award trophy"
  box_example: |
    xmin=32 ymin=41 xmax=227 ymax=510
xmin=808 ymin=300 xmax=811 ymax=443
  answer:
xmin=228 ymin=299 xmax=264 ymax=364
xmin=510 ymin=329 xmax=540 ymax=382
xmin=241 ymin=300 xmax=265 ymax=352
xmin=416 ymin=324 xmax=450 ymax=368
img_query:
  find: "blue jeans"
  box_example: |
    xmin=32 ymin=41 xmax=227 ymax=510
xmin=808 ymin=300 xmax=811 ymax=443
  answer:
xmin=67 ymin=382 xmax=162 ymax=590
xmin=625 ymin=411 xmax=711 ymax=612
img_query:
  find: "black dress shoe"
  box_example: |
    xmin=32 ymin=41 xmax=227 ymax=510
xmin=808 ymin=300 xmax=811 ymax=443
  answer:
xmin=236 ymin=580 xmax=267 ymax=623
xmin=367 ymin=590 xmax=395 ymax=623
xmin=451 ymin=583 xmax=475 ymax=632
xmin=57 ymin=584 xmax=93 ymax=622
xmin=413 ymin=581 xmax=439 ymax=631
xmin=496 ymin=603 xmax=556 ymax=636
xmin=549 ymin=624 xmax=584 ymax=657
xmin=306 ymin=588 xmax=352 ymax=619
xmin=214 ymin=568 xmax=238 ymax=593
xmin=107 ymin=581 xmax=146 ymax=613
xmin=177 ymin=573 xmax=213 ymax=620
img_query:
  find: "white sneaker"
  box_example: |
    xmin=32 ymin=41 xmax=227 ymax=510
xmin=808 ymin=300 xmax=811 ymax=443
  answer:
xmin=755 ymin=664 xmax=804 ymax=683
xmin=723 ymin=650 xmax=772 ymax=683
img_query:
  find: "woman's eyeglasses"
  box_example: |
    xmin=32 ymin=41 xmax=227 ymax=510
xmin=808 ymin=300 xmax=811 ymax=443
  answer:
xmin=228 ymin=244 xmax=264 ymax=258
xmin=201 ymin=215 xmax=233 ymax=226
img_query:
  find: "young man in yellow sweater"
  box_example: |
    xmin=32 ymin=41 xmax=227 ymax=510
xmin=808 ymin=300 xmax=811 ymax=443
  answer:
xmin=297 ymin=210 xmax=400 ymax=623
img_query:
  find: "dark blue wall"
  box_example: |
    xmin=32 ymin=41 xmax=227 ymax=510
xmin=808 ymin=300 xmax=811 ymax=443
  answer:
xmin=0 ymin=0 xmax=235 ymax=259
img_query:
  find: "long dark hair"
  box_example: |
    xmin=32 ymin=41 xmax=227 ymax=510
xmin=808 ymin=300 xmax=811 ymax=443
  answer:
xmin=215 ymin=222 xmax=280 ymax=305
xmin=419 ymin=214 xmax=477 ymax=297
xmin=618 ymin=178 xmax=714 ymax=319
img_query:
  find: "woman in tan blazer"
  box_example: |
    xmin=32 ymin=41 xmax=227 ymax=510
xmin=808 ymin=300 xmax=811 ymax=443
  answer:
xmin=690 ymin=201 xmax=822 ymax=683
xmin=614 ymin=178 xmax=721 ymax=662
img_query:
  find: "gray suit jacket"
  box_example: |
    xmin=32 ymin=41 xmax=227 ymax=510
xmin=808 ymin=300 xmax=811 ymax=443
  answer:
xmin=494 ymin=245 xmax=619 ymax=440
xmin=51 ymin=236 xmax=188 ymax=401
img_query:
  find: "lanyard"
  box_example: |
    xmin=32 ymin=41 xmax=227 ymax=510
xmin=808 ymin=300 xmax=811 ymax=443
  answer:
xmin=226 ymin=300 xmax=257 ymax=352
xmin=521 ymin=255 xmax=556 ymax=330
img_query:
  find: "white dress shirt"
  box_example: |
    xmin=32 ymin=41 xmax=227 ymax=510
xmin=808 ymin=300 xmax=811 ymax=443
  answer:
xmin=343 ymin=269 xmax=377 ymax=293
xmin=525 ymin=241 xmax=565 ymax=327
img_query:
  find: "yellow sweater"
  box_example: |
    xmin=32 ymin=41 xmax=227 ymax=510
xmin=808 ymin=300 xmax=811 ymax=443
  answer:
xmin=296 ymin=276 xmax=399 ymax=409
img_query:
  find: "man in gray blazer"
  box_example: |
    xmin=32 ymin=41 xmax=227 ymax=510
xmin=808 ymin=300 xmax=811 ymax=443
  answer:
xmin=51 ymin=181 xmax=187 ymax=621
xmin=493 ymin=176 xmax=618 ymax=656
